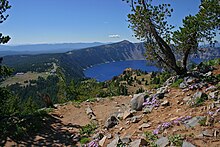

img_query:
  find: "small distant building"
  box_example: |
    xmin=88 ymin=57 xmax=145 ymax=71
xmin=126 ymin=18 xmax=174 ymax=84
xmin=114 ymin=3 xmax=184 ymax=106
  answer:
xmin=16 ymin=72 xmax=24 ymax=75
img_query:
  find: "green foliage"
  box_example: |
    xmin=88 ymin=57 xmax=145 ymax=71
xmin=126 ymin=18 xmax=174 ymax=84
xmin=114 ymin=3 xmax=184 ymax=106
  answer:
xmin=0 ymin=0 xmax=11 ymax=44
xmin=198 ymin=117 xmax=207 ymax=126
xmin=145 ymin=131 xmax=158 ymax=141
xmin=0 ymin=110 xmax=49 ymax=142
xmin=136 ymin=87 xmax=145 ymax=94
xmin=204 ymin=58 xmax=220 ymax=66
xmin=194 ymin=93 xmax=208 ymax=107
xmin=80 ymin=123 xmax=97 ymax=136
xmin=171 ymin=78 xmax=183 ymax=88
xmin=150 ymin=72 xmax=171 ymax=85
xmin=8 ymin=75 xmax=59 ymax=108
xmin=125 ymin=0 xmax=220 ymax=75
xmin=80 ymin=137 xmax=90 ymax=144
xmin=144 ymin=131 xmax=158 ymax=147
xmin=168 ymin=134 xmax=184 ymax=146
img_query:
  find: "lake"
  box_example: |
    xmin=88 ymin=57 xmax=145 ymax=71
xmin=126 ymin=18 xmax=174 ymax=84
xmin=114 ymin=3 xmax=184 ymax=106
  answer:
xmin=84 ymin=60 xmax=160 ymax=82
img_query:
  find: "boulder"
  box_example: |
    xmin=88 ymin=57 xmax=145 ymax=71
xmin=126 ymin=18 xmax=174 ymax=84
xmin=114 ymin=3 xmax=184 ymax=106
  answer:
xmin=155 ymin=137 xmax=169 ymax=147
xmin=105 ymin=116 xmax=118 ymax=129
xmin=129 ymin=139 xmax=148 ymax=147
xmin=131 ymin=93 xmax=145 ymax=111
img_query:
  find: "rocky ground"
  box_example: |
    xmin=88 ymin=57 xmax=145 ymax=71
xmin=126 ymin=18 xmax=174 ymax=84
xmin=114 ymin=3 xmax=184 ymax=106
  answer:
xmin=5 ymin=65 xmax=220 ymax=147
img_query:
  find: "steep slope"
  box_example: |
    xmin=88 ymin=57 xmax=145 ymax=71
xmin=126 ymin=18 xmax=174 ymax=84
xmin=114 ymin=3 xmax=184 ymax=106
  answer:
xmin=5 ymin=64 xmax=220 ymax=146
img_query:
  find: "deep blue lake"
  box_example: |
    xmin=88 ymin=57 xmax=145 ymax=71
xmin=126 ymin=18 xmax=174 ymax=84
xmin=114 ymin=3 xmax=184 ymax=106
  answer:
xmin=84 ymin=60 xmax=160 ymax=82
xmin=84 ymin=58 xmax=205 ymax=82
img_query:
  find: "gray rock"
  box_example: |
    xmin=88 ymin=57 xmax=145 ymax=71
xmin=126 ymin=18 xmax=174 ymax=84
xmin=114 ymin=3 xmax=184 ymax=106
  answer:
xmin=107 ymin=133 xmax=113 ymax=139
xmin=179 ymin=82 xmax=187 ymax=89
xmin=204 ymin=71 xmax=212 ymax=77
xmin=183 ymin=96 xmax=191 ymax=102
xmin=123 ymin=110 xmax=133 ymax=120
xmin=185 ymin=76 xmax=196 ymax=84
xmin=182 ymin=141 xmax=196 ymax=147
xmin=131 ymin=93 xmax=145 ymax=111
xmin=193 ymin=91 xmax=203 ymax=99
xmin=107 ymin=137 xmax=120 ymax=147
xmin=188 ymin=92 xmax=207 ymax=106
xmin=161 ymin=100 xmax=170 ymax=106
xmin=155 ymin=137 xmax=169 ymax=147
xmin=85 ymin=106 xmax=93 ymax=115
xmin=183 ymin=116 xmax=204 ymax=128
xmin=157 ymin=86 xmax=168 ymax=94
xmin=202 ymin=129 xmax=213 ymax=137
xmin=143 ymin=105 xmax=154 ymax=113
xmin=85 ymin=106 xmax=96 ymax=120
xmin=99 ymin=136 xmax=107 ymax=147
xmin=154 ymin=93 xmax=165 ymax=99
xmin=205 ymin=85 xmax=217 ymax=92
xmin=129 ymin=139 xmax=148 ymax=147
xmin=208 ymin=91 xmax=219 ymax=100
xmin=72 ymin=134 xmax=81 ymax=142
xmin=138 ymin=123 xmax=151 ymax=130
xmin=105 ymin=116 xmax=118 ymax=129
xmin=116 ymin=112 xmax=124 ymax=120
xmin=131 ymin=115 xmax=142 ymax=123
xmin=92 ymin=132 xmax=104 ymax=140
xmin=163 ymin=76 xmax=177 ymax=86
xmin=121 ymin=136 xmax=131 ymax=144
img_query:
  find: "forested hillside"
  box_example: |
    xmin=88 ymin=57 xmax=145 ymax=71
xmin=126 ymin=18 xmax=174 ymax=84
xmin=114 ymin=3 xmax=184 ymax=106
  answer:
xmin=3 ymin=40 xmax=146 ymax=79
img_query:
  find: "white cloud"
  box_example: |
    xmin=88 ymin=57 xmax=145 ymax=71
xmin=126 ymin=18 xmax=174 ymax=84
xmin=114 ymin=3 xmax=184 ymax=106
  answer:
xmin=108 ymin=34 xmax=120 ymax=38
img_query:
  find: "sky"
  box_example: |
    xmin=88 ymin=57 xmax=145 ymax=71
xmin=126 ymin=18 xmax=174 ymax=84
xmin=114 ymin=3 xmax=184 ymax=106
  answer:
xmin=0 ymin=0 xmax=204 ymax=45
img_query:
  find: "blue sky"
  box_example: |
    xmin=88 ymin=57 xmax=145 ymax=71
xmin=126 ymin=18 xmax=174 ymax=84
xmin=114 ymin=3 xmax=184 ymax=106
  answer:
xmin=0 ymin=0 xmax=204 ymax=45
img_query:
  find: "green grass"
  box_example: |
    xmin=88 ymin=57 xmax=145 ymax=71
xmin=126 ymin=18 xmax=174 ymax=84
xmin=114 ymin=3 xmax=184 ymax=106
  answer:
xmin=171 ymin=78 xmax=184 ymax=88
xmin=0 ymin=72 xmax=48 ymax=87
xmin=80 ymin=137 xmax=90 ymax=144
xmin=198 ymin=117 xmax=207 ymax=126
xmin=80 ymin=122 xmax=97 ymax=136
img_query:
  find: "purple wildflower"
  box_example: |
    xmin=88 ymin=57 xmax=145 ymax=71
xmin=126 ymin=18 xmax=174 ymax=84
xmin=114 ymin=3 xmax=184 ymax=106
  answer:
xmin=87 ymin=139 xmax=99 ymax=147
xmin=153 ymin=129 xmax=159 ymax=135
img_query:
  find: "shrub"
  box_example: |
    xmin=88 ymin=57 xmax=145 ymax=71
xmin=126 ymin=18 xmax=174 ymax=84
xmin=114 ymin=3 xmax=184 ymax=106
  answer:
xmin=168 ymin=134 xmax=184 ymax=146
xmin=198 ymin=117 xmax=207 ymax=126
xmin=171 ymin=78 xmax=183 ymax=88
xmin=80 ymin=137 xmax=90 ymax=144
xmin=80 ymin=123 xmax=97 ymax=136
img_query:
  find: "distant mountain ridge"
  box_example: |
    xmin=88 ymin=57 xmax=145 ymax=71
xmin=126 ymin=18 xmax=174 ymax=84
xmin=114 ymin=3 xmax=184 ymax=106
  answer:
xmin=0 ymin=42 xmax=105 ymax=56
